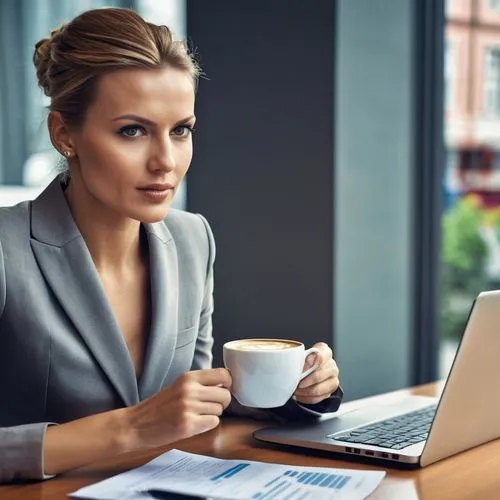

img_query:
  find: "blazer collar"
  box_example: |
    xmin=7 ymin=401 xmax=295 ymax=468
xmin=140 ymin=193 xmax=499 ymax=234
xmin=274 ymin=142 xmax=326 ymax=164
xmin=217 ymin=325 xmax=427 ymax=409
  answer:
xmin=29 ymin=175 xmax=179 ymax=406
xmin=31 ymin=175 xmax=80 ymax=246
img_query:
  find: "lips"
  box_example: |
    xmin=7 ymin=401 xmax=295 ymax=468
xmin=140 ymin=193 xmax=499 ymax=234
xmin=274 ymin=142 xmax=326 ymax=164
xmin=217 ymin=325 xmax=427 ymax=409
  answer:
xmin=138 ymin=183 xmax=175 ymax=191
xmin=137 ymin=183 xmax=175 ymax=202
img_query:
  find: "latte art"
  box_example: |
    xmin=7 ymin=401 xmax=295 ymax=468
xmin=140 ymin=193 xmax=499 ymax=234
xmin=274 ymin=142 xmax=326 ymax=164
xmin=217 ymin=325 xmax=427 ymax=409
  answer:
xmin=232 ymin=339 xmax=299 ymax=351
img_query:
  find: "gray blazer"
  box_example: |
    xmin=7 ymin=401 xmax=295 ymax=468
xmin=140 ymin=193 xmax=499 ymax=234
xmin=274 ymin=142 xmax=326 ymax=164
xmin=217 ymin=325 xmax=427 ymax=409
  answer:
xmin=0 ymin=176 xmax=342 ymax=482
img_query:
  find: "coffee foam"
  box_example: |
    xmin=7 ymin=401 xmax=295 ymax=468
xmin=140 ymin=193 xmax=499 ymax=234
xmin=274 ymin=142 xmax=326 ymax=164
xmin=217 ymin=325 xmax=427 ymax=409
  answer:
xmin=232 ymin=339 xmax=299 ymax=351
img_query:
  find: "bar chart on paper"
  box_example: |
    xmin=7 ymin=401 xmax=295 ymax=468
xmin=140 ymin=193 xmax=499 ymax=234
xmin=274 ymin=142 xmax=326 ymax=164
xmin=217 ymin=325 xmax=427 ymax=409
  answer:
xmin=71 ymin=449 xmax=385 ymax=500
xmin=249 ymin=469 xmax=353 ymax=498
xmin=209 ymin=464 xmax=354 ymax=498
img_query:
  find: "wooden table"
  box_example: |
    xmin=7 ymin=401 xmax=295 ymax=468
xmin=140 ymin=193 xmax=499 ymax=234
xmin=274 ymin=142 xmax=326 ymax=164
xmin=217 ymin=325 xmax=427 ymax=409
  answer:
xmin=2 ymin=382 xmax=500 ymax=500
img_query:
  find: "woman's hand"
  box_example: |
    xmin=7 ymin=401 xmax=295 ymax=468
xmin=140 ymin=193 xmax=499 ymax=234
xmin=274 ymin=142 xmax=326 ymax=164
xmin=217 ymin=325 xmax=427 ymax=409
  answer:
xmin=124 ymin=368 xmax=232 ymax=451
xmin=42 ymin=369 xmax=231 ymax=476
xmin=293 ymin=342 xmax=340 ymax=405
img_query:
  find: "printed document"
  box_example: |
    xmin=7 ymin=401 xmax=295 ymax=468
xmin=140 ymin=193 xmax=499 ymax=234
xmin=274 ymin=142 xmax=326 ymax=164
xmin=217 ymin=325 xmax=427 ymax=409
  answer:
xmin=70 ymin=449 xmax=385 ymax=500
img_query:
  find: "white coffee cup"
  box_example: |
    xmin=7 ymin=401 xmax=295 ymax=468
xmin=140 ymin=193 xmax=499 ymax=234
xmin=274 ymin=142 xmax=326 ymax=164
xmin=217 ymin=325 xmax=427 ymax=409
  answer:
xmin=223 ymin=338 xmax=321 ymax=408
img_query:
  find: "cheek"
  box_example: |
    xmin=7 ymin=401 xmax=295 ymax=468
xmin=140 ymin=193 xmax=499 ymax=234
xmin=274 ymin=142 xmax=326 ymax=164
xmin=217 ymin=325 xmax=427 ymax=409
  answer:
xmin=176 ymin=141 xmax=193 ymax=174
xmin=79 ymin=134 xmax=145 ymax=175
xmin=77 ymin=133 xmax=117 ymax=171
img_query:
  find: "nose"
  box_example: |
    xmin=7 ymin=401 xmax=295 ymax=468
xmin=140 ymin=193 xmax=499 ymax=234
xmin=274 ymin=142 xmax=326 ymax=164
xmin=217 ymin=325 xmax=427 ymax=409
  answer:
xmin=148 ymin=137 xmax=176 ymax=173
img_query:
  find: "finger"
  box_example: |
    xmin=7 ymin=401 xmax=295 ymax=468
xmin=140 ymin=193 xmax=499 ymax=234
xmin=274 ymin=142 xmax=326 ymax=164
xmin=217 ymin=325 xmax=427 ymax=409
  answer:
xmin=193 ymin=415 xmax=220 ymax=435
xmin=194 ymin=368 xmax=232 ymax=388
xmin=194 ymin=401 xmax=225 ymax=417
xmin=313 ymin=342 xmax=333 ymax=364
xmin=312 ymin=342 xmax=332 ymax=354
xmin=298 ymin=359 xmax=338 ymax=389
xmin=198 ymin=386 xmax=232 ymax=409
xmin=299 ymin=361 xmax=338 ymax=390
xmin=303 ymin=343 xmax=332 ymax=371
xmin=294 ymin=394 xmax=330 ymax=405
xmin=295 ymin=377 xmax=340 ymax=399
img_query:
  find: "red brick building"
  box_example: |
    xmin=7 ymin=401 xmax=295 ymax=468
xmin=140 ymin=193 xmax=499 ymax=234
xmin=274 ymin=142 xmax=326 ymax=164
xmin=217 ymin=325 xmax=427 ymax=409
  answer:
xmin=446 ymin=0 xmax=500 ymax=205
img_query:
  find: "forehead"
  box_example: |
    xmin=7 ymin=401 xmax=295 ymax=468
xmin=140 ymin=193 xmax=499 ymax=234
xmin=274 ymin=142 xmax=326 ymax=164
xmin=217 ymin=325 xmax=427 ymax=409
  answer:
xmin=88 ymin=66 xmax=195 ymax=121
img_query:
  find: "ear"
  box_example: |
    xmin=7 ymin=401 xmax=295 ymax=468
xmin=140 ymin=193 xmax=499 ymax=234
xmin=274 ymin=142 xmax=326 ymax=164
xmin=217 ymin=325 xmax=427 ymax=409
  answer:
xmin=48 ymin=111 xmax=77 ymax=158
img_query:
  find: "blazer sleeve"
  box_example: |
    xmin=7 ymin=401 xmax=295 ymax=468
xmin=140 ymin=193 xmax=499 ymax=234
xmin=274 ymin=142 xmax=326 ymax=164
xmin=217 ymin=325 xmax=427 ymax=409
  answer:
xmin=0 ymin=424 xmax=54 ymax=482
xmin=226 ymin=388 xmax=344 ymax=422
xmin=190 ymin=214 xmax=216 ymax=371
xmin=0 ymin=238 xmax=55 ymax=483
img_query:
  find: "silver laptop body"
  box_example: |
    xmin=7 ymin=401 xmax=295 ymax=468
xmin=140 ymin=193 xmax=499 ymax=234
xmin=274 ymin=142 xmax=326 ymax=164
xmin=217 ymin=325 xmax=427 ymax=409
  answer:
xmin=254 ymin=290 xmax=500 ymax=467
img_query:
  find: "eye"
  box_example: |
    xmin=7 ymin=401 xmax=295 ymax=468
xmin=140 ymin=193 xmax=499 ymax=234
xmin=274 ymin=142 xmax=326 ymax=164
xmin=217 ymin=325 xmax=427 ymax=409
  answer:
xmin=118 ymin=125 xmax=147 ymax=138
xmin=172 ymin=124 xmax=195 ymax=138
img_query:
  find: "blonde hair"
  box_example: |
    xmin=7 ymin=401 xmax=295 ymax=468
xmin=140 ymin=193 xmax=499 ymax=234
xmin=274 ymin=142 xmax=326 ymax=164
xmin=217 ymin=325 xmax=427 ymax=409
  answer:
xmin=33 ymin=7 xmax=200 ymax=129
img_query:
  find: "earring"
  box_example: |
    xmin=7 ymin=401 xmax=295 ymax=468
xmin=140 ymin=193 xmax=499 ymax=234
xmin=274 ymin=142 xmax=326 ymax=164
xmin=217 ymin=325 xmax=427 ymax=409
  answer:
xmin=64 ymin=151 xmax=72 ymax=158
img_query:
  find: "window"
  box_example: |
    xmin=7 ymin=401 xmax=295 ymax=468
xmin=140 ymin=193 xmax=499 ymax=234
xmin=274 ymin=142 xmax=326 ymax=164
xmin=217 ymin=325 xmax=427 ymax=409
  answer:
xmin=0 ymin=0 xmax=125 ymax=188
xmin=484 ymin=48 xmax=500 ymax=116
xmin=491 ymin=0 xmax=500 ymax=13
xmin=442 ymin=3 xmax=500 ymax=379
xmin=444 ymin=42 xmax=455 ymax=111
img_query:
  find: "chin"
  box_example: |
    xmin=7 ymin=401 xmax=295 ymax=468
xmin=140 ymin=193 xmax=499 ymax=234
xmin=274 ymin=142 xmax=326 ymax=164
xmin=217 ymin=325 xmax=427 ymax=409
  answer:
xmin=131 ymin=206 xmax=172 ymax=224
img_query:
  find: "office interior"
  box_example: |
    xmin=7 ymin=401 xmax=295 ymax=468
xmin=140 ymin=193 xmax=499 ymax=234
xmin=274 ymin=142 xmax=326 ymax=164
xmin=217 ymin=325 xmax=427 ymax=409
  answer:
xmin=1 ymin=0 xmax=495 ymax=401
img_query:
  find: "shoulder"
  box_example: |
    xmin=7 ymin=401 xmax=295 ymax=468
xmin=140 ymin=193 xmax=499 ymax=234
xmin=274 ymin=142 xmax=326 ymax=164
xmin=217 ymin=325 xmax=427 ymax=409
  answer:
xmin=0 ymin=203 xmax=31 ymax=317
xmin=162 ymin=209 xmax=215 ymax=264
xmin=0 ymin=202 xmax=31 ymax=316
xmin=0 ymin=201 xmax=31 ymax=238
xmin=149 ymin=210 xmax=216 ymax=278
xmin=164 ymin=208 xmax=210 ymax=236
xmin=0 ymin=201 xmax=32 ymax=253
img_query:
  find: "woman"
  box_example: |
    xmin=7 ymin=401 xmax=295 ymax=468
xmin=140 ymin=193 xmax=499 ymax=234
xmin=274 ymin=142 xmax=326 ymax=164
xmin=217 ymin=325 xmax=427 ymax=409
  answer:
xmin=0 ymin=8 xmax=342 ymax=482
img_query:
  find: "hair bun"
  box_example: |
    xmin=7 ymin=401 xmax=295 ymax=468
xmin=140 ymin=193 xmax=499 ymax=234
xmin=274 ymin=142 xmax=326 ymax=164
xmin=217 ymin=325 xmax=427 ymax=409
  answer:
xmin=33 ymin=25 xmax=66 ymax=96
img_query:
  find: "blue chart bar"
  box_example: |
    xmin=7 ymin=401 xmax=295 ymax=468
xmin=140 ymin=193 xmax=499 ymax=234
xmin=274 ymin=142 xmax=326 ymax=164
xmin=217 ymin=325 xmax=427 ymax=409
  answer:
xmin=320 ymin=475 xmax=334 ymax=487
xmin=210 ymin=463 xmax=250 ymax=481
xmin=312 ymin=473 xmax=328 ymax=485
xmin=305 ymin=473 xmax=319 ymax=485
xmin=337 ymin=476 xmax=351 ymax=489
xmin=253 ymin=469 xmax=354 ymax=499
xmin=331 ymin=475 xmax=351 ymax=489
xmin=295 ymin=470 xmax=352 ymax=490
xmin=328 ymin=476 xmax=342 ymax=488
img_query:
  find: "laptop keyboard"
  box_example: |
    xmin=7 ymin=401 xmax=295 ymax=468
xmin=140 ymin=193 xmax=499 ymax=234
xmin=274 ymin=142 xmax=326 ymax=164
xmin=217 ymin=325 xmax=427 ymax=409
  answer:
xmin=329 ymin=404 xmax=437 ymax=450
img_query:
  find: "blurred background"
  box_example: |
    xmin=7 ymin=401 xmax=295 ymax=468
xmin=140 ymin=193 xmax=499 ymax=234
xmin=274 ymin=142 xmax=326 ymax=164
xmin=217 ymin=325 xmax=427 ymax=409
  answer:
xmin=0 ymin=0 xmax=496 ymax=401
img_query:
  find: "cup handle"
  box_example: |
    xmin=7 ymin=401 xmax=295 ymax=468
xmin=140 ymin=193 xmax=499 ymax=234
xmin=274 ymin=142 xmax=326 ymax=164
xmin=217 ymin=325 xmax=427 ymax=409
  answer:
xmin=299 ymin=347 xmax=321 ymax=380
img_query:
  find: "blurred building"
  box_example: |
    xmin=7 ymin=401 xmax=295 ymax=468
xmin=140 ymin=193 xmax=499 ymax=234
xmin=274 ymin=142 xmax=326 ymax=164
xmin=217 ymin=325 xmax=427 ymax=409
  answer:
xmin=446 ymin=0 xmax=500 ymax=207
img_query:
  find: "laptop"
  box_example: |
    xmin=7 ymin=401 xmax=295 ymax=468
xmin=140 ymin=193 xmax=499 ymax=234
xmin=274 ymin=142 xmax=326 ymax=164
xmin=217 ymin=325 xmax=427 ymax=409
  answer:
xmin=254 ymin=290 xmax=500 ymax=468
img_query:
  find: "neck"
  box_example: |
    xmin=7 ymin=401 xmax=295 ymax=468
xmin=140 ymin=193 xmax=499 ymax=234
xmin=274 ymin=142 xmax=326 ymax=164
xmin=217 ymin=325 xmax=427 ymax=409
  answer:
xmin=64 ymin=178 xmax=145 ymax=273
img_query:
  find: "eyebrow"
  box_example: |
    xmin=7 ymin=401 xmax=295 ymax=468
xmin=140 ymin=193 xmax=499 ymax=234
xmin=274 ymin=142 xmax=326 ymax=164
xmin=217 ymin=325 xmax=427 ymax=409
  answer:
xmin=112 ymin=114 xmax=196 ymax=128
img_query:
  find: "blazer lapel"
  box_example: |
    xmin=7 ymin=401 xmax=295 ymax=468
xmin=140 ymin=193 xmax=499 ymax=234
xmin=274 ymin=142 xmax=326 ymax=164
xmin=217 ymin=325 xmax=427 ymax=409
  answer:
xmin=138 ymin=222 xmax=179 ymax=400
xmin=29 ymin=177 xmax=139 ymax=406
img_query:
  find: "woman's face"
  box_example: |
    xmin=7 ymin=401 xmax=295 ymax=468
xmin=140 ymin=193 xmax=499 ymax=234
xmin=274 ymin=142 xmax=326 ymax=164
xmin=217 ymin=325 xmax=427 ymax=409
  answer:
xmin=69 ymin=66 xmax=195 ymax=223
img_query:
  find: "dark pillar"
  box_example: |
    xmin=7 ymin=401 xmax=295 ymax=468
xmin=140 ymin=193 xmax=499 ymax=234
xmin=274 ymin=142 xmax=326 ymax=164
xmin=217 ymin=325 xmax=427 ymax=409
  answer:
xmin=186 ymin=0 xmax=336 ymax=367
